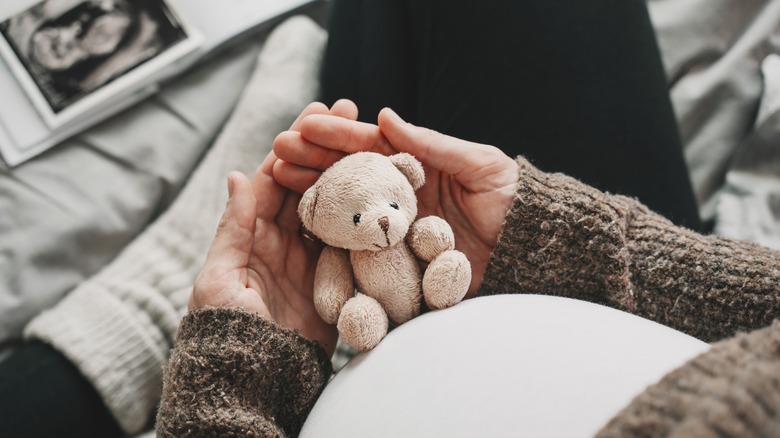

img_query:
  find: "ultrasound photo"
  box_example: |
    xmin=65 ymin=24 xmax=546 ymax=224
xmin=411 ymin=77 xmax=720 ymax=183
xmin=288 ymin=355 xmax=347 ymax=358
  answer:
xmin=0 ymin=0 xmax=189 ymax=116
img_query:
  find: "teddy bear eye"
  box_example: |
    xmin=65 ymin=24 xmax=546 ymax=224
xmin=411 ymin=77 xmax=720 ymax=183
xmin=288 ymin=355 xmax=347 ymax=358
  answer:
xmin=390 ymin=202 xmax=399 ymax=210
xmin=353 ymin=213 xmax=362 ymax=225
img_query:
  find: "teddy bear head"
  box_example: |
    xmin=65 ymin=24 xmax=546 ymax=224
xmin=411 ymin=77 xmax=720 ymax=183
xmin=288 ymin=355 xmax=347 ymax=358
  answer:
xmin=298 ymin=152 xmax=425 ymax=251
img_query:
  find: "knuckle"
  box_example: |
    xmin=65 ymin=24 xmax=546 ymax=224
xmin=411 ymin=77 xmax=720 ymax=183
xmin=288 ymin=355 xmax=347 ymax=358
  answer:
xmin=420 ymin=126 xmax=442 ymax=142
xmin=215 ymin=213 xmax=231 ymax=236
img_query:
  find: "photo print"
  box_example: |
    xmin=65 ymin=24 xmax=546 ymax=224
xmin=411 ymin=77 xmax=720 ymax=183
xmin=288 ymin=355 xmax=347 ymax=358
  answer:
xmin=0 ymin=0 xmax=195 ymax=126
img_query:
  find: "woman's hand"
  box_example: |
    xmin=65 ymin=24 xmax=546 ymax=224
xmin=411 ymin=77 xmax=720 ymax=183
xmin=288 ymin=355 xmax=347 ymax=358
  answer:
xmin=273 ymin=104 xmax=519 ymax=296
xmin=188 ymin=101 xmax=359 ymax=356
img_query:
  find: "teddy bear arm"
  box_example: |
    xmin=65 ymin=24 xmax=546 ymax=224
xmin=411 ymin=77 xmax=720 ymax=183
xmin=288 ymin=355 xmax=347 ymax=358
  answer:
xmin=406 ymin=216 xmax=455 ymax=262
xmin=313 ymin=246 xmax=354 ymax=324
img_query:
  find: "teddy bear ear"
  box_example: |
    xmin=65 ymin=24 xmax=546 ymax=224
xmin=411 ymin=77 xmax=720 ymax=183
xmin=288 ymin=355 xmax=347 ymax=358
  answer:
xmin=298 ymin=185 xmax=318 ymax=231
xmin=389 ymin=153 xmax=425 ymax=190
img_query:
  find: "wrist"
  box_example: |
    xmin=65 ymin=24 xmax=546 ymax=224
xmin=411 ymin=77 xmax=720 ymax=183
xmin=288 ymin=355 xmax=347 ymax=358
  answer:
xmin=159 ymin=307 xmax=332 ymax=437
xmin=188 ymin=280 xmax=271 ymax=318
xmin=479 ymin=156 xmax=634 ymax=301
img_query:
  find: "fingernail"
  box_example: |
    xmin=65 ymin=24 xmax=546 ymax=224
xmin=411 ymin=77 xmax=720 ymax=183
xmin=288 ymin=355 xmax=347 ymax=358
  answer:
xmin=227 ymin=174 xmax=235 ymax=199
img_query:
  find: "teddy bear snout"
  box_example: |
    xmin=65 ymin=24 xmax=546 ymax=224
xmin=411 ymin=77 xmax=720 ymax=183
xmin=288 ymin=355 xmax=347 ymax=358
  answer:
xmin=378 ymin=216 xmax=390 ymax=234
xmin=365 ymin=213 xmax=408 ymax=250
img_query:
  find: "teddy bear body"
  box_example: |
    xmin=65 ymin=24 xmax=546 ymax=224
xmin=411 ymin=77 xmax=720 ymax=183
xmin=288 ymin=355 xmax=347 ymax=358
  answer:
xmin=350 ymin=243 xmax=422 ymax=325
xmin=298 ymin=152 xmax=471 ymax=351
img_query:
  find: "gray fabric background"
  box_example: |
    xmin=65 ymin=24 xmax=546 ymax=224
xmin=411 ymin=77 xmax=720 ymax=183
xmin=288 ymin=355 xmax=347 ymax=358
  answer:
xmin=0 ymin=40 xmax=263 ymax=342
xmin=649 ymin=0 xmax=780 ymax=247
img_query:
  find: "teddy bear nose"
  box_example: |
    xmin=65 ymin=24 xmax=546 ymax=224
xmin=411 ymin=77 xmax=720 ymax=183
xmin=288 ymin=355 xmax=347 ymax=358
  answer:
xmin=378 ymin=216 xmax=390 ymax=233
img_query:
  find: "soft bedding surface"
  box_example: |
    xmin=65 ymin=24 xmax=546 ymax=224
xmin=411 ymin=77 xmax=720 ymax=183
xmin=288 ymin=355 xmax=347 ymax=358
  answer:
xmin=649 ymin=0 xmax=780 ymax=247
xmin=0 ymin=40 xmax=263 ymax=343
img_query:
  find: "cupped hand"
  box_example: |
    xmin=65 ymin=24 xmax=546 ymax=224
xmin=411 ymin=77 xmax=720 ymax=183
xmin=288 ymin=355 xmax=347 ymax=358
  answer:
xmin=189 ymin=100 xmax=359 ymax=356
xmin=273 ymin=104 xmax=519 ymax=296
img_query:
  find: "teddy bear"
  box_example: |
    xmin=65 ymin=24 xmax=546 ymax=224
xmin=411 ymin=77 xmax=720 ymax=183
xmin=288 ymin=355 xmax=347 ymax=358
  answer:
xmin=298 ymin=151 xmax=472 ymax=351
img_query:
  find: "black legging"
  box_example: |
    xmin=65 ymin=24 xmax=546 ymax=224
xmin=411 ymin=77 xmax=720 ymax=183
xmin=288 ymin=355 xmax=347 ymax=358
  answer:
xmin=320 ymin=0 xmax=703 ymax=231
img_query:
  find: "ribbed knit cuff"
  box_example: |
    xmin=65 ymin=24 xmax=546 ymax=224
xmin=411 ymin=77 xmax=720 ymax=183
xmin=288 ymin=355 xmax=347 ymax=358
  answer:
xmin=24 ymin=284 xmax=172 ymax=434
xmin=157 ymin=308 xmax=333 ymax=437
xmin=620 ymin=201 xmax=780 ymax=341
xmin=481 ymin=157 xmax=780 ymax=343
xmin=480 ymin=156 xmax=636 ymax=303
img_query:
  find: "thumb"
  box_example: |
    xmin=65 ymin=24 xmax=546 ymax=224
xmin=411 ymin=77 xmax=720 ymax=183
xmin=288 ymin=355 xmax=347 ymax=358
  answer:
xmin=378 ymin=107 xmax=488 ymax=176
xmin=199 ymin=172 xmax=257 ymax=284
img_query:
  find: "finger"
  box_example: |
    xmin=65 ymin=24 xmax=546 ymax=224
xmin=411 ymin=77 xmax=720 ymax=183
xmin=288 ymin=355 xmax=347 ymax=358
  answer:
xmin=290 ymin=101 xmax=329 ymax=131
xmin=300 ymin=114 xmax=396 ymax=155
xmin=258 ymin=101 xmax=331 ymax=208
xmin=200 ymin=172 xmax=257 ymax=283
xmin=274 ymin=130 xmax=347 ymax=170
xmin=377 ymin=107 xmax=503 ymax=177
xmin=253 ymin=151 xmax=287 ymax=221
xmin=329 ymin=98 xmax=359 ymax=120
xmin=271 ymin=100 xmax=357 ymax=173
xmin=262 ymin=102 xmax=363 ymax=223
xmin=273 ymin=160 xmax=322 ymax=194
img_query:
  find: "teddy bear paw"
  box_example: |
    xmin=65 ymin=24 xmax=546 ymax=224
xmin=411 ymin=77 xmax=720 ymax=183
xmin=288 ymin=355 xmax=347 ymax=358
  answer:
xmin=407 ymin=216 xmax=455 ymax=262
xmin=423 ymin=250 xmax=471 ymax=310
xmin=337 ymin=293 xmax=389 ymax=352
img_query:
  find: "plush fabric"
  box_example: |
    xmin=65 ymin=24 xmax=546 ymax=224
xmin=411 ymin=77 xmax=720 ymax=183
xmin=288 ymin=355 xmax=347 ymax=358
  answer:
xmin=299 ymin=152 xmax=469 ymax=351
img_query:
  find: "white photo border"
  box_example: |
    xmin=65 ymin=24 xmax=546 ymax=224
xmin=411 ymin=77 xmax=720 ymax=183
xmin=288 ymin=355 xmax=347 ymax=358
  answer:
xmin=0 ymin=0 xmax=202 ymax=129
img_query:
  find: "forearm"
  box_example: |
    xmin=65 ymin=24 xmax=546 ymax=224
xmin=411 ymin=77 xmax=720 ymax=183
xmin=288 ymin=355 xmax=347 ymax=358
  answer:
xmin=481 ymin=156 xmax=780 ymax=342
xmin=156 ymin=308 xmax=332 ymax=437
xmin=597 ymin=320 xmax=780 ymax=436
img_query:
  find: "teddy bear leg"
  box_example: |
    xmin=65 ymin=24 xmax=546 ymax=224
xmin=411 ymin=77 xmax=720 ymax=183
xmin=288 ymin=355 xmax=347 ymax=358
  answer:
xmin=423 ymin=250 xmax=471 ymax=310
xmin=337 ymin=293 xmax=389 ymax=352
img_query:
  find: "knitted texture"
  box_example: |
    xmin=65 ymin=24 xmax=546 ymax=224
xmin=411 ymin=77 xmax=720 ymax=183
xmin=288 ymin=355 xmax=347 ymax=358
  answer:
xmin=481 ymin=156 xmax=780 ymax=342
xmin=597 ymin=320 xmax=780 ymax=437
xmin=156 ymin=308 xmax=333 ymax=437
xmin=156 ymin=154 xmax=780 ymax=435
xmin=23 ymin=16 xmax=327 ymax=434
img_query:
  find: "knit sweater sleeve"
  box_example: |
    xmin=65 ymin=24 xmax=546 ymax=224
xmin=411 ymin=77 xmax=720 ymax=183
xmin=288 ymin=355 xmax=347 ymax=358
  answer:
xmin=596 ymin=320 xmax=780 ymax=436
xmin=480 ymin=156 xmax=780 ymax=342
xmin=156 ymin=308 xmax=332 ymax=437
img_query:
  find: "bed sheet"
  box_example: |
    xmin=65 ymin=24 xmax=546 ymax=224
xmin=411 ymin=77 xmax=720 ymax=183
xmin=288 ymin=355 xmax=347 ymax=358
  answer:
xmin=649 ymin=0 xmax=780 ymax=248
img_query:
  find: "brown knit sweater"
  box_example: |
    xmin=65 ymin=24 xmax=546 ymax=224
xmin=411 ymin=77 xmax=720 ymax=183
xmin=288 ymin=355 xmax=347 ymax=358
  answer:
xmin=156 ymin=309 xmax=332 ymax=437
xmin=157 ymin=156 xmax=780 ymax=436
